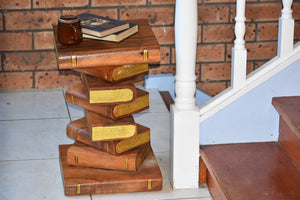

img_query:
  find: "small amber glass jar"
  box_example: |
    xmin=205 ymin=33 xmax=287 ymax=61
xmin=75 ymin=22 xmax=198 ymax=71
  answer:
xmin=57 ymin=15 xmax=82 ymax=46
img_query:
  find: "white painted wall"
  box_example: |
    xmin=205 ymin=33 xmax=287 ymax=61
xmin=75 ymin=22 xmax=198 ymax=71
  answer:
xmin=200 ymin=59 xmax=300 ymax=145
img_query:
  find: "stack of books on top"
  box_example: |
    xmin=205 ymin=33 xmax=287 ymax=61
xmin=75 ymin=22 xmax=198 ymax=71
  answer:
xmin=78 ymin=13 xmax=139 ymax=42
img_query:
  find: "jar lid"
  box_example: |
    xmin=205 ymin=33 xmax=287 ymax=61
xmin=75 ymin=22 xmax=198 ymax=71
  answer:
xmin=58 ymin=15 xmax=80 ymax=24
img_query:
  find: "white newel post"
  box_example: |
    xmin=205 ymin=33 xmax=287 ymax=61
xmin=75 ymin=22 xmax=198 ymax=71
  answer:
xmin=231 ymin=0 xmax=247 ymax=89
xmin=170 ymin=0 xmax=200 ymax=189
xmin=278 ymin=0 xmax=294 ymax=57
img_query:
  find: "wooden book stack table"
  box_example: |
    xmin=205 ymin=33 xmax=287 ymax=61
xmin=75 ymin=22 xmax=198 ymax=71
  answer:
xmin=53 ymin=19 xmax=162 ymax=196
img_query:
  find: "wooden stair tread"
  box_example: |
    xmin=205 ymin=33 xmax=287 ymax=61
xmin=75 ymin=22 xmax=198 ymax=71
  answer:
xmin=272 ymin=96 xmax=300 ymax=138
xmin=201 ymin=142 xmax=300 ymax=200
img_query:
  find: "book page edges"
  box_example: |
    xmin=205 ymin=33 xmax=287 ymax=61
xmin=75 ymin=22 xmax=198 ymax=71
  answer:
xmin=113 ymin=94 xmax=149 ymax=117
xmin=92 ymin=125 xmax=136 ymax=141
xmin=90 ymin=89 xmax=134 ymax=104
xmin=116 ymin=130 xmax=150 ymax=154
xmin=112 ymin=63 xmax=148 ymax=81
xmin=82 ymin=23 xmax=129 ymax=37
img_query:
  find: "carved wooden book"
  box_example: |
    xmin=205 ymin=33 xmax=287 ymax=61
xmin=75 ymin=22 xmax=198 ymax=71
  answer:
xmin=75 ymin=63 xmax=148 ymax=83
xmin=53 ymin=19 xmax=160 ymax=69
xmin=65 ymin=84 xmax=149 ymax=120
xmin=85 ymin=109 xmax=137 ymax=141
xmin=81 ymin=74 xmax=137 ymax=104
xmin=67 ymin=118 xmax=150 ymax=155
xmin=59 ymin=144 xmax=162 ymax=195
xmin=67 ymin=142 xmax=150 ymax=172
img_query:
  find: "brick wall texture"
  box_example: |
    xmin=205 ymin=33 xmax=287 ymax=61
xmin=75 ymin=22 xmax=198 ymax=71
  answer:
xmin=0 ymin=0 xmax=299 ymax=95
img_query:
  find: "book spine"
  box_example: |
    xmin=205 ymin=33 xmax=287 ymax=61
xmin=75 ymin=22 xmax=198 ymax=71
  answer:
xmin=75 ymin=64 xmax=148 ymax=83
xmin=64 ymin=175 xmax=162 ymax=196
xmin=74 ymin=66 xmax=114 ymax=82
xmin=57 ymin=48 xmax=160 ymax=69
xmin=81 ymin=73 xmax=90 ymax=100
xmin=66 ymin=144 xmax=145 ymax=172
xmin=66 ymin=120 xmax=91 ymax=143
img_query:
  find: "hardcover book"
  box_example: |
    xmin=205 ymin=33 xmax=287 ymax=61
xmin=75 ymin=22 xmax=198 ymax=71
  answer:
xmin=83 ymin=22 xmax=139 ymax=42
xmin=81 ymin=74 xmax=137 ymax=104
xmin=66 ymin=118 xmax=151 ymax=155
xmin=67 ymin=142 xmax=150 ymax=172
xmin=65 ymin=84 xmax=149 ymax=120
xmin=74 ymin=63 xmax=148 ymax=83
xmin=53 ymin=19 xmax=160 ymax=69
xmin=59 ymin=144 xmax=162 ymax=195
xmin=78 ymin=13 xmax=129 ymax=37
xmin=85 ymin=109 xmax=137 ymax=141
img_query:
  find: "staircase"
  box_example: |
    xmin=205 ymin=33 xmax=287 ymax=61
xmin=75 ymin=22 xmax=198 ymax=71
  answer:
xmin=200 ymin=96 xmax=300 ymax=199
xmin=169 ymin=0 xmax=299 ymax=190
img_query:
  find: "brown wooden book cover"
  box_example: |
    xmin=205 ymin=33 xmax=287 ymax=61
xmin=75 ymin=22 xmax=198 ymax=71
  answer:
xmin=53 ymin=19 xmax=160 ymax=69
xmin=67 ymin=118 xmax=151 ymax=155
xmin=67 ymin=142 xmax=150 ymax=172
xmin=85 ymin=109 xmax=137 ymax=141
xmin=65 ymin=84 xmax=149 ymax=120
xmin=74 ymin=63 xmax=149 ymax=83
xmin=82 ymin=74 xmax=137 ymax=104
xmin=59 ymin=144 xmax=162 ymax=196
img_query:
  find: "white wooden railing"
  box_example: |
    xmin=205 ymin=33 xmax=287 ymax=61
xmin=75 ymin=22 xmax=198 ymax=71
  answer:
xmin=231 ymin=0 xmax=247 ymax=89
xmin=170 ymin=0 xmax=199 ymax=189
xmin=170 ymin=0 xmax=298 ymax=189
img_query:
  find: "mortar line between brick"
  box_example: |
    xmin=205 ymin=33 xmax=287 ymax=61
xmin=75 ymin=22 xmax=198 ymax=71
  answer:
xmin=255 ymin=23 xmax=259 ymax=42
xmin=199 ymin=63 xmax=202 ymax=84
xmin=2 ymin=11 xmax=6 ymax=32
xmin=117 ymin=7 xmax=120 ymax=20
xmin=169 ymin=45 xmax=172 ymax=65
xmin=1 ymin=53 xmax=3 ymax=72
xmin=228 ymin=4 xmax=232 ymax=24
xmin=32 ymin=71 xmax=35 ymax=89
xmin=224 ymin=43 xmax=228 ymax=62
xmin=32 ymin=31 xmax=35 ymax=51
xmin=200 ymin=24 xmax=204 ymax=44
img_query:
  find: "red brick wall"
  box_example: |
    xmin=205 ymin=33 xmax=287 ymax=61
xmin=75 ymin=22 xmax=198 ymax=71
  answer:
xmin=0 ymin=0 xmax=299 ymax=95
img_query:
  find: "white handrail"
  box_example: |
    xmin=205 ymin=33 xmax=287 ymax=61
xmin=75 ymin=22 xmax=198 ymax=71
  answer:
xmin=199 ymin=0 xmax=297 ymax=122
